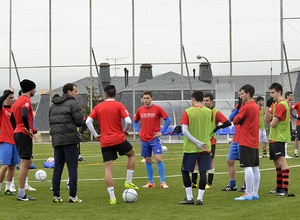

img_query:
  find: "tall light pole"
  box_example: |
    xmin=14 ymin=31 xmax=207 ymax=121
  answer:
xmin=196 ymin=55 xmax=213 ymax=94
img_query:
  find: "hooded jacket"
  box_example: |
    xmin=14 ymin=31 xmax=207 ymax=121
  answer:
xmin=49 ymin=94 xmax=84 ymax=147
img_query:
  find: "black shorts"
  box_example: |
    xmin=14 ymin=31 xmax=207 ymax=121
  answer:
xmin=239 ymin=145 xmax=259 ymax=167
xmin=181 ymin=153 xmax=211 ymax=172
xmin=210 ymin=144 xmax=216 ymax=159
xmin=269 ymin=142 xmax=285 ymax=160
xmin=101 ymin=140 xmax=133 ymax=162
xmin=14 ymin=132 xmax=33 ymax=159
xmin=296 ymin=125 xmax=300 ymax=139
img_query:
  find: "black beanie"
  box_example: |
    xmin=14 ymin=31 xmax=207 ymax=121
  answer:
xmin=20 ymin=79 xmax=36 ymax=93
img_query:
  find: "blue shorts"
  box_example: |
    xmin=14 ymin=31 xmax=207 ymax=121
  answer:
xmin=141 ymin=138 xmax=162 ymax=157
xmin=0 ymin=143 xmax=21 ymax=166
xmin=227 ymin=141 xmax=240 ymax=160
xmin=181 ymin=153 xmax=211 ymax=172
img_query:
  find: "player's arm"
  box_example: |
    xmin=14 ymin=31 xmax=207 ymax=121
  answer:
xmin=0 ymin=89 xmax=13 ymax=110
xmin=72 ymin=103 xmax=85 ymax=127
xmin=86 ymin=116 xmax=100 ymax=140
xmin=182 ymin=124 xmax=208 ymax=151
xmin=10 ymin=112 xmax=16 ymax=130
xmin=160 ymin=116 xmax=171 ymax=134
xmin=21 ymin=107 xmax=30 ymax=131
xmin=123 ymin=116 xmax=131 ymax=136
xmin=270 ymin=117 xmax=280 ymax=127
xmin=79 ymin=117 xmax=87 ymax=135
xmin=265 ymin=98 xmax=274 ymax=123
xmin=290 ymin=108 xmax=297 ymax=119
xmin=133 ymin=120 xmax=140 ymax=133
xmin=214 ymin=120 xmax=231 ymax=132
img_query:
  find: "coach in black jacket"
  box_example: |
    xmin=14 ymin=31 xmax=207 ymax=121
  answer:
xmin=49 ymin=83 xmax=84 ymax=203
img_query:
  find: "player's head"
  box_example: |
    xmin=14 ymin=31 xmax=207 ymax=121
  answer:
xmin=52 ymin=94 xmax=60 ymax=100
xmin=63 ymin=83 xmax=78 ymax=99
xmin=203 ymin=93 xmax=214 ymax=108
xmin=104 ymin=85 xmax=116 ymax=98
xmin=269 ymin=83 xmax=282 ymax=102
xmin=256 ymin=96 xmax=264 ymax=106
xmin=18 ymin=90 xmax=22 ymax=98
xmin=3 ymin=90 xmax=14 ymax=106
xmin=140 ymin=94 xmax=144 ymax=105
xmin=191 ymin=90 xmax=204 ymax=105
xmin=20 ymin=79 xmax=36 ymax=98
xmin=142 ymin=90 xmax=153 ymax=107
xmin=285 ymin=91 xmax=293 ymax=102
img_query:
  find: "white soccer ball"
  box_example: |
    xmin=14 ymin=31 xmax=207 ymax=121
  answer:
xmin=35 ymin=170 xmax=47 ymax=181
xmin=122 ymin=188 xmax=138 ymax=203
xmin=47 ymin=157 xmax=55 ymax=162
xmin=162 ymin=145 xmax=167 ymax=153
xmin=228 ymin=138 xmax=233 ymax=143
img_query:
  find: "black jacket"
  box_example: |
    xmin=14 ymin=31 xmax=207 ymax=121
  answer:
xmin=49 ymin=94 xmax=84 ymax=147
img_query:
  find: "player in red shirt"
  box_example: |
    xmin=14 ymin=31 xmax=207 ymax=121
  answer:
xmin=10 ymin=79 xmax=36 ymax=201
xmin=233 ymin=84 xmax=260 ymax=201
xmin=0 ymin=87 xmax=20 ymax=196
xmin=203 ymin=93 xmax=231 ymax=189
xmin=291 ymin=97 xmax=300 ymax=157
xmin=86 ymin=85 xmax=138 ymax=205
xmin=133 ymin=90 xmax=171 ymax=189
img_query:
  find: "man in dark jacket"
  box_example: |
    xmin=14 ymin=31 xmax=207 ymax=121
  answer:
xmin=49 ymin=83 xmax=84 ymax=203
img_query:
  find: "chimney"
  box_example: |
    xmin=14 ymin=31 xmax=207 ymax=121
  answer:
xmin=124 ymin=68 xmax=129 ymax=87
xmin=193 ymin=68 xmax=196 ymax=79
xmin=138 ymin=64 xmax=153 ymax=83
xmin=99 ymin=63 xmax=111 ymax=88
xmin=198 ymin=62 xmax=212 ymax=82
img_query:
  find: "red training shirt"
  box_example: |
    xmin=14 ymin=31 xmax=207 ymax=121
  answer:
xmin=292 ymin=102 xmax=300 ymax=126
xmin=89 ymin=100 xmax=130 ymax=147
xmin=0 ymin=106 xmax=15 ymax=144
xmin=232 ymin=103 xmax=244 ymax=143
xmin=134 ymin=104 xmax=169 ymax=142
xmin=233 ymin=101 xmax=259 ymax=149
xmin=211 ymin=108 xmax=229 ymax=145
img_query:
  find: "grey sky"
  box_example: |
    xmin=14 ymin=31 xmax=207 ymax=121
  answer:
xmin=0 ymin=0 xmax=299 ymax=96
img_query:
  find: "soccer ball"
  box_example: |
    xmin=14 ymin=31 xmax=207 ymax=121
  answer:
xmin=162 ymin=146 xmax=167 ymax=153
xmin=35 ymin=170 xmax=47 ymax=181
xmin=141 ymin=159 xmax=146 ymax=164
xmin=47 ymin=157 xmax=54 ymax=162
xmin=122 ymin=188 xmax=138 ymax=203
xmin=228 ymin=138 xmax=233 ymax=143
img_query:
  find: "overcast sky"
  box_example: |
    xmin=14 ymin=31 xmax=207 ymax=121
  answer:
xmin=0 ymin=0 xmax=300 ymax=96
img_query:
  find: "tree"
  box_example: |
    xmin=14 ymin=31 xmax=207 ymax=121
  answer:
xmin=80 ymin=83 xmax=103 ymax=141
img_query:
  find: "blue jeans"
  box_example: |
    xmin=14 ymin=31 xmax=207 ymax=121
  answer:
xmin=52 ymin=144 xmax=78 ymax=197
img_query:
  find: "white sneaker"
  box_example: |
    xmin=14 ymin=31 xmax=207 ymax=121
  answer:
xmin=10 ymin=185 xmax=17 ymax=192
xmin=285 ymin=155 xmax=292 ymax=159
xmin=25 ymin=185 xmax=36 ymax=191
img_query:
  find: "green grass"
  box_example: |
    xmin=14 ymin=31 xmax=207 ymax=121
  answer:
xmin=1 ymin=142 xmax=300 ymax=220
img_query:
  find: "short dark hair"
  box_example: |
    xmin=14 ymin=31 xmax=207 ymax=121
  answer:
xmin=52 ymin=94 xmax=60 ymax=100
xmin=3 ymin=90 xmax=13 ymax=95
xmin=104 ymin=85 xmax=116 ymax=98
xmin=285 ymin=91 xmax=293 ymax=99
xmin=192 ymin=90 xmax=204 ymax=102
xmin=269 ymin=83 xmax=282 ymax=94
xmin=203 ymin=93 xmax=214 ymax=101
xmin=256 ymin=96 xmax=264 ymax=102
xmin=18 ymin=90 xmax=22 ymax=97
xmin=142 ymin=90 xmax=153 ymax=98
xmin=240 ymin=84 xmax=255 ymax=98
xmin=63 ymin=83 xmax=77 ymax=94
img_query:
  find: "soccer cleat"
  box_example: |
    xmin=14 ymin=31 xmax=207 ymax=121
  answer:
xmin=252 ymin=194 xmax=259 ymax=199
xmin=10 ymin=185 xmax=16 ymax=192
xmin=17 ymin=194 xmax=36 ymax=201
xmin=124 ymin=181 xmax=139 ymax=190
xmin=160 ymin=182 xmax=169 ymax=189
xmin=261 ymin=154 xmax=269 ymax=158
xmin=53 ymin=196 xmax=63 ymax=202
xmin=275 ymin=189 xmax=289 ymax=196
xmin=295 ymin=153 xmax=298 ymax=158
xmin=221 ymin=185 xmax=237 ymax=191
xmin=50 ymin=187 xmax=53 ymax=191
xmin=205 ymin=184 xmax=212 ymax=189
xmin=268 ymin=188 xmax=280 ymax=194
xmin=25 ymin=185 xmax=36 ymax=191
xmin=196 ymin=200 xmax=204 ymax=205
xmin=69 ymin=196 xmax=82 ymax=203
xmin=178 ymin=198 xmax=194 ymax=205
xmin=110 ymin=198 xmax=116 ymax=205
xmin=4 ymin=189 xmax=15 ymax=196
xmin=191 ymin=183 xmax=198 ymax=188
xmin=66 ymin=184 xmax=70 ymax=190
xmin=238 ymin=186 xmax=246 ymax=192
xmin=142 ymin=182 xmax=155 ymax=188
xmin=78 ymin=156 xmax=85 ymax=161
xmin=234 ymin=193 xmax=253 ymax=201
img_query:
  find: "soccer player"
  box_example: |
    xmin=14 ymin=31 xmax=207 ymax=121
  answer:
xmin=10 ymin=79 xmax=37 ymax=201
xmin=86 ymin=85 xmax=138 ymax=205
xmin=283 ymin=91 xmax=294 ymax=158
xmin=49 ymin=83 xmax=85 ymax=203
xmin=233 ymin=84 xmax=260 ymax=201
xmin=179 ymin=90 xmax=213 ymax=205
xmin=291 ymin=100 xmax=300 ymax=158
xmin=256 ymin=96 xmax=269 ymax=158
xmin=203 ymin=93 xmax=231 ymax=189
xmin=133 ymin=90 xmax=171 ymax=189
xmin=221 ymin=90 xmax=245 ymax=192
xmin=0 ymin=87 xmax=20 ymax=196
xmin=265 ymin=83 xmax=291 ymax=196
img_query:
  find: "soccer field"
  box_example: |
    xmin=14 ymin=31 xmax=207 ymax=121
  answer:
xmin=1 ymin=142 xmax=299 ymax=220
